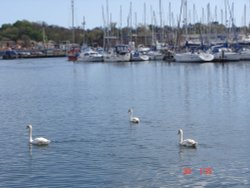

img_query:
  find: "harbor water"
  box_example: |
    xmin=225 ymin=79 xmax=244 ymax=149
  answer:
xmin=0 ymin=58 xmax=250 ymax=187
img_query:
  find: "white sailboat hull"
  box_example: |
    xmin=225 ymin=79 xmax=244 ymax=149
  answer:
xmin=240 ymin=49 xmax=250 ymax=60
xmin=175 ymin=52 xmax=214 ymax=62
xmin=213 ymin=51 xmax=240 ymax=61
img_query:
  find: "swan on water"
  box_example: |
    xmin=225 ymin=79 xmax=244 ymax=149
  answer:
xmin=26 ymin=124 xmax=50 ymax=145
xmin=178 ymin=129 xmax=197 ymax=148
xmin=128 ymin=108 xmax=140 ymax=123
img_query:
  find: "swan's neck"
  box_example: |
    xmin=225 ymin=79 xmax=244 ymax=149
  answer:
xmin=129 ymin=111 xmax=133 ymax=120
xmin=28 ymin=128 xmax=33 ymax=143
xmin=179 ymin=132 xmax=183 ymax=143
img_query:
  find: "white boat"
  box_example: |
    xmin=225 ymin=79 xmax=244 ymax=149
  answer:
xmin=131 ymin=51 xmax=149 ymax=61
xmin=211 ymin=47 xmax=240 ymax=62
xmin=240 ymin=48 xmax=250 ymax=60
xmin=137 ymin=44 xmax=164 ymax=61
xmin=137 ymin=45 xmax=150 ymax=53
xmin=174 ymin=51 xmax=214 ymax=62
xmin=77 ymin=48 xmax=103 ymax=62
xmin=104 ymin=45 xmax=131 ymax=62
xmin=147 ymin=50 xmax=164 ymax=60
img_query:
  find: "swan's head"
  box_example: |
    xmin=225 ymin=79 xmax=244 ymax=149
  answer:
xmin=178 ymin=129 xmax=183 ymax=134
xmin=26 ymin=124 xmax=32 ymax=129
xmin=128 ymin=108 xmax=133 ymax=113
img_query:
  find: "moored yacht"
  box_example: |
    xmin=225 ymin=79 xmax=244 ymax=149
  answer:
xmin=67 ymin=47 xmax=80 ymax=61
xmin=131 ymin=51 xmax=149 ymax=61
xmin=210 ymin=46 xmax=240 ymax=62
xmin=174 ymin=51 xmax=214 ymax=62
xmin=147 ymin=50 xmax=164 ymax=60
xmin=239 ymin=48 xmax=250 ymax=60
xmin=104 ymin=45 xmax=131 ymax=62
xmin=77 ymin=48 xmax=103 ymax=62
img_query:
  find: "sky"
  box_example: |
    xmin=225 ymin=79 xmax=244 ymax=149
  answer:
xmin=1 ymin=0 xmax=250 ymax=29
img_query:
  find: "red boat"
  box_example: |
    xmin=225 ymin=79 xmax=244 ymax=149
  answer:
xmin=67 ymin=47 xmax=80 ymax=61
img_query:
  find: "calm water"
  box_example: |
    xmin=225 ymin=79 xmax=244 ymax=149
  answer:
xmin=0 ymin=58 xmax=250 ymax=187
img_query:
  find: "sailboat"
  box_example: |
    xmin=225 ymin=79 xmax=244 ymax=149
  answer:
xmin=174 ymin=51 xmax=214 ymax=62
xmin=210 ymin=44 xmax=240 ymax=62
xmin=174 ymin=0 xmax=214 ymax=63
xmin=239 ymin=48 xmax=250 ymax=60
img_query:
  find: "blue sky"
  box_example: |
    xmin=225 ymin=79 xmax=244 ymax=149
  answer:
xmin=0 ymin=0 xmax=249 ymax=29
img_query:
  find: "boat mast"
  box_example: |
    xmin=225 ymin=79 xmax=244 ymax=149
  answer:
xmin=102 ymin=5 xmax=106 ymax=49
xmin=159 ymin=0 xmax=162 ymax=28
xmin=82 ymin=16 xmax=86 ymax=45
xmin=169 ymin=2 xmax=172 ymax=27
xmin=183 ymin=0 xmax=188 ymax=45
xmin=42 ymin=26 xmax=46 ymax=48
xmin=144 ymin=2 xmax=147 ymax=45
xmin=120 ymin=5 xmax=123 ymax=43
xmin=244 ymin=4 xmax=246 ymax=27
xmin=129 ymin=1 xmax=133 ymax=42
xmin=207 ymin=3 xmax=210 ymax=24
xmin=159 ymin=0 xmax=163 ymax=42
xmin=150 ymin=5 xmax=157 ymax=47
xmin=193 ymin=4 xmax=195 ymax=24
xmin=106 ymin=0 xmax=110 ymax=49
xmin=225 ymin=0 xmax=228 ymax=26
xmin=71 ymin=0 xmax=75 ymax=43
xmin=175 ymin=0 xmax=184 ymax=51
xmin=215 ymin=5 xmax=218 ymax=23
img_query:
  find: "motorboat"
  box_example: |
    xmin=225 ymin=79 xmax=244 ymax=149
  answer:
xmin=77 ymin=48 xmax=103 ymax=62
xmin=104 ymin=45 xmax=131 ymax=62
xmin=147 ymin=50 xmax=164 ymax=60
xmin=131 ymin=51 xmax=149 ymax=61
xmin=67 ymin=47 xmax=80 ymax=61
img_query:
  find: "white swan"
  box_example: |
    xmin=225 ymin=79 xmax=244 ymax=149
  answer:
xmin=128 ymin=108 xmax=140 ymax=123
xmin=178 ymin=129 xmax=197 ymax=148
xmin=26 ymin=125 xmax=50 ymax=145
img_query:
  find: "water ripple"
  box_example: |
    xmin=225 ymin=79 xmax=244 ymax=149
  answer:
xmin=1 ymin=59 xmax=250 ymax=187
